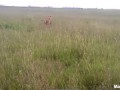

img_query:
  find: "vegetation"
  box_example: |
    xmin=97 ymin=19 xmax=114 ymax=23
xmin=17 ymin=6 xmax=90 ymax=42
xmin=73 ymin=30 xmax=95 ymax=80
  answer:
xmin=0 ymin=6 xmax=120 ymax=90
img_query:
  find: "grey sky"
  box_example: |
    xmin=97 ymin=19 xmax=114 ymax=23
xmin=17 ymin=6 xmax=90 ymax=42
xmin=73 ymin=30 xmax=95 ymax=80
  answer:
xmin=0 ymin=0 xmax=120 ymax=9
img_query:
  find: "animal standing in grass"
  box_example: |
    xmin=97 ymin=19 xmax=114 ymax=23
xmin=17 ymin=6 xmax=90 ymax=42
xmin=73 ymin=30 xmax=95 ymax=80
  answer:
xmin=44 ymin=16 xmax=52 ymax=26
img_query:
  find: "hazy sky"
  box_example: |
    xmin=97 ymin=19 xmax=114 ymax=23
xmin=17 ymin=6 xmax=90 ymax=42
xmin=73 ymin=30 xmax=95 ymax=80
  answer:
xmin=0 ymin=0 xmax=120 ymax=9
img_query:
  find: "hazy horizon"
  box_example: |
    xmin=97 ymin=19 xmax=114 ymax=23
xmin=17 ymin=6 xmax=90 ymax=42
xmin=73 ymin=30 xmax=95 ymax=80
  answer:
xmin=0 ymin=0 xmax=120 ymax=9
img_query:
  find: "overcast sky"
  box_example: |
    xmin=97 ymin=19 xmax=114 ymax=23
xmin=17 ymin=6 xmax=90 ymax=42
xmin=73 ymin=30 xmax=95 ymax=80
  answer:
xmin=0 ymin=0 xmax=120 ymax=9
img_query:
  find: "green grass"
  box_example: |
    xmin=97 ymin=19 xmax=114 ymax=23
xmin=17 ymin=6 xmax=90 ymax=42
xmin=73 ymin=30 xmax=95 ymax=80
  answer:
xmin=0 ymin=7 xmax=120 ymax=90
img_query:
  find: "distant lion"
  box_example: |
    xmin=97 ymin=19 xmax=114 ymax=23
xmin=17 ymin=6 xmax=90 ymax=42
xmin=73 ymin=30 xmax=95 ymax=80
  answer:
xmin=44 ymin=16 xmax=52 ymax=26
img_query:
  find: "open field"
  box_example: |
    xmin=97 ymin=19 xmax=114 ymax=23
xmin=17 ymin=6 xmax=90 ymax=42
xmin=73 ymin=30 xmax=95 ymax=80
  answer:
xmin=0 ymin=6 xmax=120 ymax=90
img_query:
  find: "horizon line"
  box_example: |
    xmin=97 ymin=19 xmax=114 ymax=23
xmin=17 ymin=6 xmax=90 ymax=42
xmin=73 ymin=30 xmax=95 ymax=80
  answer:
xmin=0 ymin=5 xmax=120 ymax=10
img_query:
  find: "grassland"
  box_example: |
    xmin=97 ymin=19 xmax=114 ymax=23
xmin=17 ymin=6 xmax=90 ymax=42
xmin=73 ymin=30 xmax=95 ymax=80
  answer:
xmin=0 ymin=6 xmax=120 ymax=90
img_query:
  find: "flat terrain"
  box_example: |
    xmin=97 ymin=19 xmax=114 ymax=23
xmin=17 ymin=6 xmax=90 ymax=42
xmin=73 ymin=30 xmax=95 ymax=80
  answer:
xmin=0 ymin=6 xmax=120 ymax=90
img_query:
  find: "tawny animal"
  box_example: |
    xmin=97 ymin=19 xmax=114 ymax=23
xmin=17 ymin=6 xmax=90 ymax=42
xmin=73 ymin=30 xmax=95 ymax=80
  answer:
xmin=44 ymin=16 xmax=52 ymax=25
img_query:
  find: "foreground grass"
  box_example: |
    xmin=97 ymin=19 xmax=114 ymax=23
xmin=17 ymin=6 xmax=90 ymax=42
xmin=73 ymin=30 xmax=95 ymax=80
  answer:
xmin=0 ymin=9 xmax=120 ymax=90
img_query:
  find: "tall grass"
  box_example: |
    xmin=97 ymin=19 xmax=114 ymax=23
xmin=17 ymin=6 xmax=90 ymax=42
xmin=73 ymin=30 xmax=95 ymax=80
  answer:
xmin=0 ymin=8 xmax=120 ymax=90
